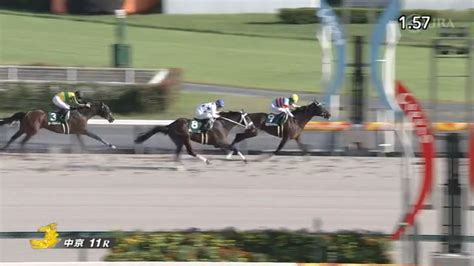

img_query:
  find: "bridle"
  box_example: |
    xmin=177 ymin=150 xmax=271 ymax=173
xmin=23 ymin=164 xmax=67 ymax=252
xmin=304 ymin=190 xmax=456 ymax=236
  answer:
xmin=218 ymin=111 xmax=254 ymax=129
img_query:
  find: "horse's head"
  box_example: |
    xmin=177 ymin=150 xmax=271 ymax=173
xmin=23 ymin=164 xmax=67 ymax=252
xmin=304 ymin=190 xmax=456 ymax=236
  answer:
xmin=309 ymin=99 xmax=331 ymax=120
xmin=94 ymin=102 xmax=115 ymax=123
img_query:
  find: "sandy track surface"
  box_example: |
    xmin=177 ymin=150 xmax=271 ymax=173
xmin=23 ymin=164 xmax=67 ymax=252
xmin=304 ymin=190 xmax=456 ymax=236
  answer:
xmin=1 ymin=153 xmax=471 ymax=262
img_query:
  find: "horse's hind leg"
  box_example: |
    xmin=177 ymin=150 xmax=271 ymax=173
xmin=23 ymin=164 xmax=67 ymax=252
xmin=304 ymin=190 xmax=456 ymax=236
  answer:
xmin=20 ymin=134 xmax=33 ymax=150
xmin=274 ymin=136 xmax=289 ymax=155
xmin=174 ymin=143 xmax=184 ymax=162
xmin=19 ymin=120 xmax=41 ymax=151
xmin=170 ymin=137 xmax=184 ymax=162
xmin=1 ymin=129 xmax=24 ymax=150
xmin=183 ymin=138 xmax=210 ymax=164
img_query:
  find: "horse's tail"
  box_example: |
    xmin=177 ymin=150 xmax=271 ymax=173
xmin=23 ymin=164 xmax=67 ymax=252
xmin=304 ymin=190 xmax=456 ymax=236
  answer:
xmin=134 ymin=125 xmax=169 ymax=144
xmin=0 ymin=112 xmax=26 ymax=126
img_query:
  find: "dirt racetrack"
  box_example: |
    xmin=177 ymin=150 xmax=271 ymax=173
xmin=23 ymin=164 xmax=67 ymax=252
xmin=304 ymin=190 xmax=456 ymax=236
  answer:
xmin=1 ymin=153 xmax=471 ymax=262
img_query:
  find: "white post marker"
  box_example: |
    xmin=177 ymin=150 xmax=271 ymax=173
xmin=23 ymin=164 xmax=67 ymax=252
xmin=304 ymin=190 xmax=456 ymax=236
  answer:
xmin=148 ymin=69 xmax=170 ymax=84
xmin=382 ymin=21 xmax=400 ymax=153
xmin=318 ymin=25 xmax=333 ymax=86
xmin=317 ymin=22 xmax=340 ymax=121
xmin=398 ymin=116 xmax=417 ymax=264
xmin=115 ymin=9 xmax=126 ymax=19
xmin=329 ymin=94 xmax=340 ymax=120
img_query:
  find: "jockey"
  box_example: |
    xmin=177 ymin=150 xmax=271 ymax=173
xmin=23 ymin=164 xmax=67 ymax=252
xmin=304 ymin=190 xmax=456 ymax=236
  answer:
xmin=271 ymin=94 xmax=299 ymax=118
xmin=195 ymin=99 xmax=225 ymax=130
xmin=52 ymin=90 xmax=89 ymax=121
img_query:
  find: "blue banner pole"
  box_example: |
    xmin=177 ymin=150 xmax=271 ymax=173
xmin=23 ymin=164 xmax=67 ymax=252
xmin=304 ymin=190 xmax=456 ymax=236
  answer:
xmin=317 ymin=0 xmax=346 ymax=108
xmin=370 ymin=0 xmax=401 ymax=112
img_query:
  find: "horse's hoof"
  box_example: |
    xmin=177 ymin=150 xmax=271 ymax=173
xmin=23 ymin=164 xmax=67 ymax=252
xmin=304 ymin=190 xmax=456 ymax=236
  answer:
xmin=206 ymin=160 xmax=211 ymax=165
xmin=243 ymin=159 xmax=248 ymax=164
xmin=110 ymin=145 xmax=117 ymax=149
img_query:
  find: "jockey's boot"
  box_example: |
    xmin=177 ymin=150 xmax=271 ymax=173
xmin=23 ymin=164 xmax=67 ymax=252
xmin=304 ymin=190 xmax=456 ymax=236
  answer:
xmin=59 ymin=109 xmax=70 ymax=122
xmin=277 ymin=112 xmax=286 ymax=126
xmin=203 ymin=119 xmax=213 ymax=131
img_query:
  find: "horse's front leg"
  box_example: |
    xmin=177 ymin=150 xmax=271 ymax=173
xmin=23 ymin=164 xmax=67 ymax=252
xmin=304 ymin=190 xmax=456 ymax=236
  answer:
xmin=217 ymin=142 xmax=247 ymax=163
xmin=231 ymin=128 xmax=258 ymax=145
xmin=84 ymin=130 xmax=116 ymax=149
xmin=76 ymin=134 xmax=87 ymax=151
xmin=228 ymin=128 xmax=257 ymax=159
xmin=295 ymin=135 xmax=309 ymax=156
xmin=274 ymin=136 xmax=289 ymax=155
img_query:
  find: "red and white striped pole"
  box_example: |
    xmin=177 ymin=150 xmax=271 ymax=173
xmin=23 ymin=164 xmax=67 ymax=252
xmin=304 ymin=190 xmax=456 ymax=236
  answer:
xmin=391 ymin=81 xmax=436 ymax=240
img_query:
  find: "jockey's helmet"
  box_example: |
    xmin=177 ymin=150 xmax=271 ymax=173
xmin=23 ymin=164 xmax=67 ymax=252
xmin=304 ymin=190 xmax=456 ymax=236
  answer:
xmin=216 ymin=99 xmax=225 ymax=108
xmin=75 ymin=90 xmax=83 ymax=99
xmin=290 ymin=94 xmax=299 ymax=104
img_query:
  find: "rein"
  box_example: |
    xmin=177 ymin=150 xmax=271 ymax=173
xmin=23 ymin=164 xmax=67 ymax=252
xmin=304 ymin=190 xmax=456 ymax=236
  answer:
xmin=219 ymin=113 xmax=253 ymax=129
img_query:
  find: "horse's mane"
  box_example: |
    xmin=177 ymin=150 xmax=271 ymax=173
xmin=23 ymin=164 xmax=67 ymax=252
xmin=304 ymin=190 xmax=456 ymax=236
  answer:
xmin=292 ymin=103 xmax=313 ymax=115
xmin=75 ymin=101 xmax=104 ymax=110
xmin=73 ymin=102 xmax=106 ymax=116
xmin=89 ymin=101 xmax=104 ymax=107
xmin=219 ymin=111 xmax=242 ymax=116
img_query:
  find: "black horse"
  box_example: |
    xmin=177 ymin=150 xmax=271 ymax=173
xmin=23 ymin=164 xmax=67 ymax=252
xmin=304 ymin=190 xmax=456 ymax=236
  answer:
xmin=135 ymin=111 xmax=254 ymax=164
xmin=229 ymin=99 xmax=330 ymax=155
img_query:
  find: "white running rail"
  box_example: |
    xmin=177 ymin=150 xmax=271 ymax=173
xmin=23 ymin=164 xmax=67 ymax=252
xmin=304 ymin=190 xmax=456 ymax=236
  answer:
xmin=88 ymin=119 xmax=173 ymax=126
xmin=2 ymin=263 xmax=298 ymax=266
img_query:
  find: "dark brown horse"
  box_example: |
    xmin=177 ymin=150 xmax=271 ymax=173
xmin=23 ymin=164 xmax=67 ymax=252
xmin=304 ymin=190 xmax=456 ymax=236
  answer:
xmin=230 ymin=99 xmax=331 ymax=156
xmin=135 ymin=111 xmax=254 ymax=164
xmin=0 ymin=102 xmax=116 ymax=150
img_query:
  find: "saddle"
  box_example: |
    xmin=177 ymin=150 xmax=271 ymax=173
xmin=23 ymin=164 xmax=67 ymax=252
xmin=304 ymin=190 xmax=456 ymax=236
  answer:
xmin=189 ymin=119 xmax=213 ymax=133
xmin=47 ymin=110 xmax=72 ymax=134
xmin=265 ymin=113 xmax=288 ymax=126
xmin=47 ymin=110 xmax=66 ymax=125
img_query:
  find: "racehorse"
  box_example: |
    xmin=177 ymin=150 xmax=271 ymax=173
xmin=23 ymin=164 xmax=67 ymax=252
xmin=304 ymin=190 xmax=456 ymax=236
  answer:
xmin=134 ymin=111 xmax=254 ymax=164
xmin=0 ymin=102 xmax=116 ymax=150
xmin=230 ymin=99 xmax=331 ymax=155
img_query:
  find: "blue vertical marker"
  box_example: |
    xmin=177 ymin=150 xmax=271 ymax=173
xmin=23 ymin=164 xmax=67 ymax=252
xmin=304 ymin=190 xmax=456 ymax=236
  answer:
xmin=317 ymin=0 xmax=346 ymax=108
xmin=370 ymin=0 xmax=401 ymax=111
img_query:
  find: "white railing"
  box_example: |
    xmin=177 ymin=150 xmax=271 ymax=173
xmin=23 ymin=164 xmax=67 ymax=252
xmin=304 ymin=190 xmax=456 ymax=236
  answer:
xmin=2 ymin=263 xmax=298 ymax=266
xmin=88 ymin=119 xmax=172 ymax=126
xmin=0 ymin=65 xmax=167 ymax=85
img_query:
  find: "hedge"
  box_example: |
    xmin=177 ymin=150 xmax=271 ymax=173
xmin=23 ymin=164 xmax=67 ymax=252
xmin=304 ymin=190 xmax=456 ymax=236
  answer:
xmin=0 ymin=69 xmax=181 ymax=115
xmin=0 ymin=0 xmax=124 ymax=14
xmin=279 ymin=8 xmax=474 ymax=24
xmin=279 ymin=8 xmax=317 ymax=24
xmin=279 ymin=8 xmax=383 ymax=24
xmin=105 ymin=229 xmax=391 ymax=263
xmin=67 ymin=0 xmax=124 ymax=15
xmin=0 ymin=0 xmax=50 ymax=12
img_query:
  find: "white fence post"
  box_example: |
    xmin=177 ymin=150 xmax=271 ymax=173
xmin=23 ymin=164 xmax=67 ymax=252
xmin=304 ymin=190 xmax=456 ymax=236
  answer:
xmin=382 ymin=21 xmax=400 ymax=153
xmin=67 ymin=68 xmax=77 ymax=82
xmin=7 ymin=67 xmax=18 ymax=81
